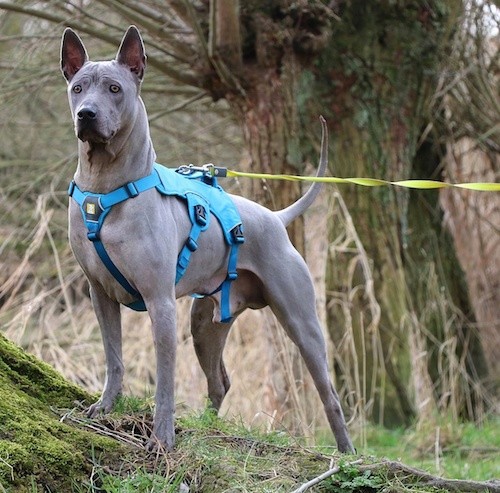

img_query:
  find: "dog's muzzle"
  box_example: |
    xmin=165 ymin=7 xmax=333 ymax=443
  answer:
xmin=76 ymin=105 xmax=111 ymax=143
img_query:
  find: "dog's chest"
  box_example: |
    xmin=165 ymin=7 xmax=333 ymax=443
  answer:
xmin=68 ymin=203 xmax=123 ymax=295
xmin=67 ymin=165 xmax=245 ymax=322
xmin=68 ymin=197 xmax=174 ymax=302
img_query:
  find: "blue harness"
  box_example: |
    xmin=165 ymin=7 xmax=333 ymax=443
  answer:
xmin=68 ymin=163 xmax=244 ymax=323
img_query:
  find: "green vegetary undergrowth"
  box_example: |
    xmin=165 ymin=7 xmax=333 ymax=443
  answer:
xmin=358 ymin=419 xmax=500 ymax=482
xmin=1 ymin=335 xmax=498 ymax=492
xmin=82 ymin=406 xmax=379 ymax=493
xmin=82 ymin=403 xmax=500 ymax=493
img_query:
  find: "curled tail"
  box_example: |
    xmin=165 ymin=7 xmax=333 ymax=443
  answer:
xmin=275 ymin=116 xmax=328 ymax=227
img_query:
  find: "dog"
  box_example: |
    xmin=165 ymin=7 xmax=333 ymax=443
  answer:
xmin=60 ymin=25 xmax=354 ymax=454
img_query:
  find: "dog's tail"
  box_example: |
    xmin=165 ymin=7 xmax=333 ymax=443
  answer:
xmin=275 ymin=116 xmax=328 ymax=227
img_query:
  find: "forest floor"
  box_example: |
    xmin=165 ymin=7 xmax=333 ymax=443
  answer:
xmin=1 ymin=334 xmax=498 ymax=492
xmin=60 ymin=397 xmax=500 ymax=493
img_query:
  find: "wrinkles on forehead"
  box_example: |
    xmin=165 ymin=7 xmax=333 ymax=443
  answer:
xmin=71 ymin=60 xmax=139 ymax=92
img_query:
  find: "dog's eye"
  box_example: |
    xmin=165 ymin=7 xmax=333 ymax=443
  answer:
xmin=110 ymin=84 xmax=121 ymax=93
xmin=72 ymin=85 xmax=82 ymax=94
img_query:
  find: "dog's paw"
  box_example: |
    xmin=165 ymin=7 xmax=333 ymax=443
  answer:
xmin=145 ymin=424 xmax=175 ymax=454
xmin=145 ymin=435 xmax=173 ymax=454
xmin=338 ymin=441 xmax=357 ymax=455
xmin=86 ymin=398 xmax=114 ymax=418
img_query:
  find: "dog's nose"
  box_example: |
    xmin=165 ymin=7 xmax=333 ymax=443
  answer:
xmin=77 ymin=107 xmax=97 ymax=120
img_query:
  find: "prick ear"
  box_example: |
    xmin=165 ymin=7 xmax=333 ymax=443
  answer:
xmin=116 ymin=25 xmax=146 ymax=80
xmin=61 ymin=28 xmax=88 ymax=82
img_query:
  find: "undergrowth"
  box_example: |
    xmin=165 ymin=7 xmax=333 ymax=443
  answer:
xmin=63 ymin=396 xmax=499 ymax=493
xmin=358 ymin=417 xmax=500 ymax=481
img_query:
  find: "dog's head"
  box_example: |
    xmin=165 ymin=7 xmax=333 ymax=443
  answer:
xmin=61 ymin=26 xmax=146 ymax=145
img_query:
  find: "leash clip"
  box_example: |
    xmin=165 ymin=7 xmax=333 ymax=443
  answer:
xmin=177 ymin=163 xmax=228 ymax=178
xmin=176 ymin=164 xmax=196 ymax=175
xmin=203 ymin=163 xmax=227 ymax=178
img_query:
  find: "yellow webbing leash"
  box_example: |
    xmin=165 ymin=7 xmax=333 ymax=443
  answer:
xmin=182 ymin=164 xmax=499 ymax=192
xmin=223 ymin=169 xmax=500 ymax=192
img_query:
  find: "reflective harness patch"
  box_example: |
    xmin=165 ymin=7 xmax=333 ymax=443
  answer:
xmin=68 ymin=163 xmax=244 ymax=322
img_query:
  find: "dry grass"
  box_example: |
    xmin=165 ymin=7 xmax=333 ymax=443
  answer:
xmin=1 ymin=177 xmax=496 ymax=451
xmin=0 ymin=189 xmax=331 ymax=442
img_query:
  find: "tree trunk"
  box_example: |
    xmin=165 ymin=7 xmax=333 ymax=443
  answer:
xmin=440 ymin=139 xmax=500 ymax=392
xmin=235 ymin=68 xmax=306 ymax=254
xmin=318 ymin=0 xmax=489 ymax=426
xmin=225 ymin=13 xmax=311 ymax=431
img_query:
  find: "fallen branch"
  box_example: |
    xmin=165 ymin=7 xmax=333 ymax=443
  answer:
xmin=360 ymin=460 xmax=500 ymax=493
xmin=291 ymin=457 xmax=499 ymax=493
xmin=290 ymin=459 xmax=363 ymax=493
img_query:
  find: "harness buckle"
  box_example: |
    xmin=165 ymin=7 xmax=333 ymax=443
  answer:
xmin=186 ymin=237 xmax=198 ymax=252
xmin=125 ymin=182 xmax=139 ymax=198
xmin=83 ymin=196 xmax=104 ymax=222
xmin=227 ymin=271 xmax=238 ymax=281
xmin=68 ymin=181 xmax=76 ymax=197
xmin=194 ymin=205 xmax=207 ymax=226
xmin=87 ymin=231 xmax=100 ymax=242
xmin=231 ymin=224 xmax=245 ymax=243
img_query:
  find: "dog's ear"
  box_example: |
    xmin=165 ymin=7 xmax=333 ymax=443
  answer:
xmin=116 ymin=26 xmax=146 ymax=81
xmin=61 ymin=28 xmax=88 ymax=82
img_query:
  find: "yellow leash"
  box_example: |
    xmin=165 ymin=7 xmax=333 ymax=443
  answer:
xmin=224 ymin=169 xmax=500 ymax=192
xmin=179 ymin=164 xmax=499 ymax=192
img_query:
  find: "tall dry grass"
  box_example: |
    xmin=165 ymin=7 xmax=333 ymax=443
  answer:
xmin=0 ymin=183 xmax=329 ymax=437
xmin=1 ymin=175 xmax=496 ymax=449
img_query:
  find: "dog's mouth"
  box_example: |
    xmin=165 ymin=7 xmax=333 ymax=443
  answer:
xmin=76 ymin=121 xmax=115 ymax=144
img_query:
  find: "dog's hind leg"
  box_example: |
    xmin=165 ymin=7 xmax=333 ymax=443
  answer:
xmin=191 ymin=297 xmax=233 ymax=411
xmin=263 ymin=253 xmax=355 ymax=453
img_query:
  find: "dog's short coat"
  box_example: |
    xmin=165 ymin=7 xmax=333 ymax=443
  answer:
xmin=60 ymin=25 xmax=354 ymax=453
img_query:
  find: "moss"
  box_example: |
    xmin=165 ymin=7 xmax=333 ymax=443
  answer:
xmin=0 ymin=334 xmax=126 ymax=492
xmin=0 ymin=332 xmax=90 ymax=406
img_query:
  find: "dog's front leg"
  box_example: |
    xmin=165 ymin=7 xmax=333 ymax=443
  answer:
xmin=146 ymin=297 xmax=177 ymax=452
xmin=87 ymin=283 xmax=123 ymax=417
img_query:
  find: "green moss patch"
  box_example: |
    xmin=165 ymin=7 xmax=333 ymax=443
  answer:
xmin=0 ymin=334 xmax=126 ymax=492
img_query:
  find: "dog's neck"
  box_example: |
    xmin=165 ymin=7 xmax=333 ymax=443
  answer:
xmin=74 ymin=98 xmax=156 ymax=193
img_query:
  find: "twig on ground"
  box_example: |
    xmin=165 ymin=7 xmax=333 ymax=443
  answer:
xmin=290 ymin=458 xmax=363 ymax=493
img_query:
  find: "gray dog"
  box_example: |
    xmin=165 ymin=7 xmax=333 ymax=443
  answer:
xmin=60 ymin=25 xmax=354 ymax=454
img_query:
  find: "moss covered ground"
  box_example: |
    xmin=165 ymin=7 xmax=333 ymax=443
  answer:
xmin=0 ymin=334 xmax=126 ymax=492
xmin=1 ymin=334 xmax=498 ymax=492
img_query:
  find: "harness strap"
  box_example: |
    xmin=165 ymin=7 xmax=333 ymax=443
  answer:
xmin=91 ymin=237 xmax=142 ymax=298
xmin=68 ymin=164 xmax=244 ymax=321
xmin=219 ymin=245 xmax=239 ymax=322
xmin=220 ymin=226 xmax=244 ymax=322
xmin=199 ymin=225 xmax=244 ymax=323
xmin=176 ymin=193 xmax=209 ymax=283
xmin=69 ymin=170 xmax=162 ymax=219
xmin=68 ymin=170 xmax=162 ymax=312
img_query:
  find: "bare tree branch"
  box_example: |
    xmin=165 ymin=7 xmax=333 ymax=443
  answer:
xmin=94 ymin=0 xmax=196 ymax=60
xmin=164 ymin=0 xmax=195 ymax=30
xmin=0 ymin=0 xmax=203 ymax=88
xmin=210 ymin=0 xmax=242 ymax=69
xmin=0 ymin=1 xmax=118 ymax=44
xmin=362 ymin=461 xmax=500 ymax=493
